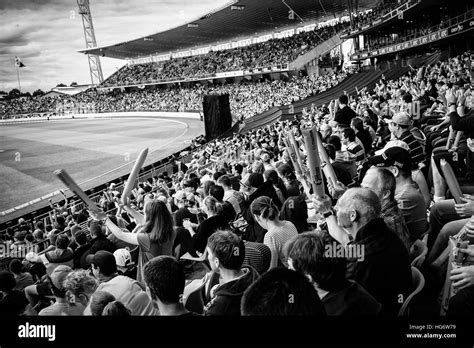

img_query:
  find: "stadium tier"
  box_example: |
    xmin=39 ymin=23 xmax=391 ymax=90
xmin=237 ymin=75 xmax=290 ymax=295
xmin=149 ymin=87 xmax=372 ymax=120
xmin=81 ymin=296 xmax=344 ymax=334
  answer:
xmin=1 ymin=0 xmax=474 ymax=331
xmin=101 ymin=21 xmax=349 ymax=87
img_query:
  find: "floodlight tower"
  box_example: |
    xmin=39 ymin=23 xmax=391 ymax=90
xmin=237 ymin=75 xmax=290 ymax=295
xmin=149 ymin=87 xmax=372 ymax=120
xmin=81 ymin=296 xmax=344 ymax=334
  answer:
xmin=77 ymin=0 xmax=104 ymax=85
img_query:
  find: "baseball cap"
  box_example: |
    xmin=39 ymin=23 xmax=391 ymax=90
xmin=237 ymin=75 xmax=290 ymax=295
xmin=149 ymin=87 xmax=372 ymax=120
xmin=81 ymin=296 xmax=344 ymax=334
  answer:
xmin=369 ymin=146 xmax=412 ymax=171
xmin=86 ymin=250 xmax=117 ymax=276
xmin=374 ymin=139 xmax=410 ymax=155
xmin=385 ymin=112 xmax=411 ymax=127
xmin=173 ymin=190 xmax=187 ymax=201
xmin=113 ymin=248 xmax=133 ymax=268
xmin=50 ymin=265 xmax=72 ymax=290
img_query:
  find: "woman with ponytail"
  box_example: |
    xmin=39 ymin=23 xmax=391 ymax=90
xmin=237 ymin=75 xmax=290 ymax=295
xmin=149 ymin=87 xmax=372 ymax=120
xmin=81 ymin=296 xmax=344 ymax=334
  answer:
xmin=250 ymin=196 xmax=298 ymax=269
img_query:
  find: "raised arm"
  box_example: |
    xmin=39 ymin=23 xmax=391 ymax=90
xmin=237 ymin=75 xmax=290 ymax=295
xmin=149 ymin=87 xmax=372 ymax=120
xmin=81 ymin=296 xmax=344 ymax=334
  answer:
xmin=89 ymin=210 xmax=139 ymax=246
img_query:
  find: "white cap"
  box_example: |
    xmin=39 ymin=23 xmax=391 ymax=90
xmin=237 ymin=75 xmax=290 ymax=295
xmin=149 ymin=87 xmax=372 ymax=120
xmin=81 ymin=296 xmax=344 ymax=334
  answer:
xmin=113 ymin=248 xmax=132 ymax=267
xmin=375 ymin=140 xmax=410 ymax=155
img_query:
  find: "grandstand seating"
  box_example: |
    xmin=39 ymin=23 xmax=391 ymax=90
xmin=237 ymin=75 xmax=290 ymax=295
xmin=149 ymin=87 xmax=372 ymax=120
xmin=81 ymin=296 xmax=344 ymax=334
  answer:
xmin=101 ymin=21 xmax=349 ymax=87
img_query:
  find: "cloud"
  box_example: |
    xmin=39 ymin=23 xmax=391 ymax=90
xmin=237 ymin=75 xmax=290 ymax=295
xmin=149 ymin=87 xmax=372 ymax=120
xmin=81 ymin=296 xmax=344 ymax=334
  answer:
xmin=0 ymin=0 xmax=229 ymax=92
xmin=0 ymin=0 xmax=60 ymax=10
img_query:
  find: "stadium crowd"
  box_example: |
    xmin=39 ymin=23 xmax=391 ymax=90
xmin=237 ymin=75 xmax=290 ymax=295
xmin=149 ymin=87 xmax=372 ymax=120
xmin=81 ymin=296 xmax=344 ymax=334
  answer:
xmin=0 ymin=49 xmax=473 ymax=318
xmin=0 ymin=72 xmax=348 ymax=122
xmin=343 ymin=0 xmax=413 ymax=33
xmin=102 ymin=21 xmax=349 ymax=87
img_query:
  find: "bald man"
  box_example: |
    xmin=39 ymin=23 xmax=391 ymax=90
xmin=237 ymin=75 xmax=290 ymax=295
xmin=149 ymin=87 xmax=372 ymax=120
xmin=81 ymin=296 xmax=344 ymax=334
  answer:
xmin=361 ymin=167 xmax=410 ymax=251
xmin=314 ymin=187 xmax=412 ymax=316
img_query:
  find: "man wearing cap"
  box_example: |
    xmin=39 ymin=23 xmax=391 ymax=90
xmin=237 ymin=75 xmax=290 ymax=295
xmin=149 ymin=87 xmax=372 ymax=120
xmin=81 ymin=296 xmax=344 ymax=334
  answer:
xmin=83 ymin=250 xmax=157 ymax=315
xmin=387 ymin=112 xmax=426 ymax=168
xmin=39 ymin=265 xmax=84 ymax=316
xmin=114 ymin=248 xmax=137 ymax=279
xmin=369 ymin=146 xmax=427 ymax=243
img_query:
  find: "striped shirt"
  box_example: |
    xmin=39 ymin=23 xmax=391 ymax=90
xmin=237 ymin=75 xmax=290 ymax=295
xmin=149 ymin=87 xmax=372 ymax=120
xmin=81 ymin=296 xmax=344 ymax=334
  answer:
xmin=263 ymin=220 xmax=298 ymax=269
xmin=346 ymin=141 xmax=366 ymax=162
xmin=380 ymin=199 xmax=411 ymax=251
xmin=398 ymin=130 xmax=426 ymax=168
xmin=242 ymin=241 xmax=271 ymax=275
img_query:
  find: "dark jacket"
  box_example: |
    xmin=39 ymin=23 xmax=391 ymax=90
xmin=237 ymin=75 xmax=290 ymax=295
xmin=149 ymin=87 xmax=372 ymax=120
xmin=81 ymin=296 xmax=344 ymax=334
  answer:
xmin=192 ymin=214 xmax=229 ymax=254
xmin=450 ymin=109 xmax=474 ymax=138
xmin=346 ymin=218 xmax=412 ymax=316
xmin=88 ymin=235 xmax=116 ymax=254
xmin=322 ymin=280 xmax=382 ymax=316
xmin=241 ymin=180 xmax=282 ymax=243
xmin=73 ymin=243 xmax=91 ymax=269
xmin=334 ymin=105 xmax=357 ymax=127
xmin=204 ymin=267 xmax=259 ymax=316
xmin=356 ymin=129 xmax=373 ymax=154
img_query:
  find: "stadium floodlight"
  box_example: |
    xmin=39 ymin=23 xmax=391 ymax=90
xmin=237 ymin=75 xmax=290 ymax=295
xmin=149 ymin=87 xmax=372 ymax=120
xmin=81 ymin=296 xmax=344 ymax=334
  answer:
xmin=231 ymin=5 xmax=245 ymax=10
xmin=77 ymin=0 xmax=104 ymax=85
xmin=187 ymin=23 xmax=199 ymax=28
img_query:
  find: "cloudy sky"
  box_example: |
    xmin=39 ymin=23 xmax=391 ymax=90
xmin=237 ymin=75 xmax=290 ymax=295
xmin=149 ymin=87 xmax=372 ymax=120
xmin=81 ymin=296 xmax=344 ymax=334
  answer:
xmin=0 ymin=0 xmax=229 ymax=93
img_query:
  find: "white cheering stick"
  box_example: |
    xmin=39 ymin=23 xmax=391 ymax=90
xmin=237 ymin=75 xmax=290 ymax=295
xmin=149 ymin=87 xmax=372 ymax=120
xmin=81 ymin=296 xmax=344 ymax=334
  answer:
xmin=122 ymin=148 xmax=149 ymax=205
xmin=301 ymin=125 xmax=325 ymax=198
xmin=314 ymin=131 xmax=340 ymax=189
xmin=283 ymin=137 xmax=311 ymax=197
xmin=54 ymin=169 xmax=101 ymax=213
xmin=288 ymin=131 xmax=306 ymax=172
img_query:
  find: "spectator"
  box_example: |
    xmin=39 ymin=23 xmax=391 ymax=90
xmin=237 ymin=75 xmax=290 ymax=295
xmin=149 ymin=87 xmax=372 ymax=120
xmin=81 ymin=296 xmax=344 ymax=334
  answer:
xmin=241 ymin=268 xmax=327 ymax=316
xmin=9 ymin=259 xmax=34 ymax=292
xmin=86 ymin=220 xmax=116 ymax=255
xmin=203 ymin=230 xmax=258 ymax=316
xmin=361 ymin=167 xmax=411 ymax=250
xmin=286 ymin=232 xmax=381 ymax=316
xmin=341 ymin=127 xmax=366 ymax=163
xmin=38 ymin=265 xmax=84 ymax=316
xmin=83 ymin=250 xmax=157 ymax=315
xmin=73 ymin=231 xmax=91 ymax=269
xmin=179 ymin=196 xmax=229 ymax=256
xmin=217 ymin=175 xmax=244 ymax=215
xmin=0 ymin=271 xmax=35 ymax=315
xmin=144 ymin=255 xmax=198 ymax=316
xmin=63 ymin=269 xmax=99 ymax=309
xmin=102 ymin=300 xmax=132 ymax=316
xmin=208 ymin=184 xmax=236 ymax=223
xmin=279 ymin=194 xmax=309 ymax=233
xmin=313 ymin=188 xmax=412 ymax=315
xmin=25 ymin=234 xmax=74 ymax=276
xmin=351 ymin=117 xmax=373 ymax=154
xmin=250 ymin=196 xmax=298 ymax=268
xmin=10 ymin=231 xmax=27 ymax=258
xmin=334 ymin=94 xmax=357 ymax=127
xmin=114 ymin=248 xmax=137 ymax=279
xmin=386 ymin=112 xmax=426 ymax=168
xmin=89 ymin=291 xmax=116 ymax=316
xmin=369 ymin=146 xmax=428 ymax=242
xmin=91 ymin=200 xmax=176 ymax=284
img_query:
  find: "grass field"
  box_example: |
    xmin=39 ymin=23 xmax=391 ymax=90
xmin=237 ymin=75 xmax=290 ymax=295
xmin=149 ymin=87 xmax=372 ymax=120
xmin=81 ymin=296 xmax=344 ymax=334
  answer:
xmin=0 ymin=117 xmax=204 ymax=222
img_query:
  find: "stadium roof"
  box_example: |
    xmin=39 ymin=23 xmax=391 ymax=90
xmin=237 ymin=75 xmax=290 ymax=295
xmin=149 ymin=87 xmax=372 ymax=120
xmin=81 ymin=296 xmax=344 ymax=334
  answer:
xmin=80 ymin=0 xmax=378 ymax=60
